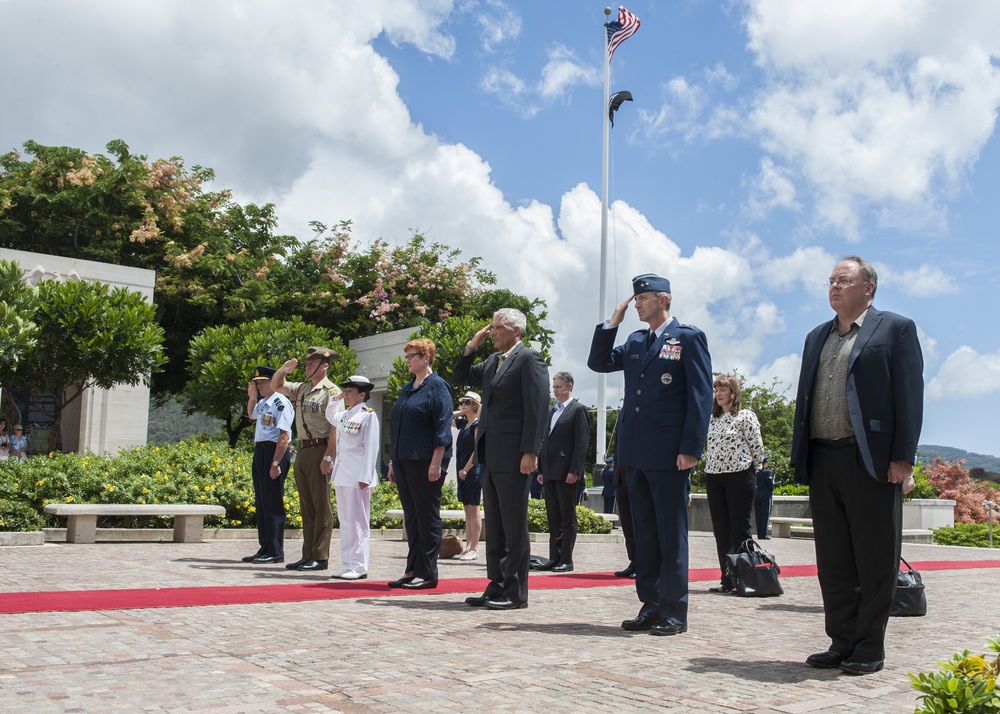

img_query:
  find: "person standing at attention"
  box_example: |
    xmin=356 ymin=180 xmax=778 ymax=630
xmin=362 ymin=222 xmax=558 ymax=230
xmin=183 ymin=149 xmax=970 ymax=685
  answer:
xmin=272 ymin=347 xmax=342 ymax=572
xmin=792 ymin=255 xmax=923 ymax=676
xmin=243 ymin=366 xmax=294 ymax=565
xmin=324 ymin=375 xmax=379 ymax=580
xmin=588 ymin=273 xmax=713 ymax=636
xmin=536 ymin=371 xmax=590 ymax=572
xmin=454 ymin=308 xmax=549 ymax=611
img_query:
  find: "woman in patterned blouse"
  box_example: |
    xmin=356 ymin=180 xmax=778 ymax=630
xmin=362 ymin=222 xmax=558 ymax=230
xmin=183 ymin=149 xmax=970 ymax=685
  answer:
xmin=703 ymin=374 xmax=766 ymax=593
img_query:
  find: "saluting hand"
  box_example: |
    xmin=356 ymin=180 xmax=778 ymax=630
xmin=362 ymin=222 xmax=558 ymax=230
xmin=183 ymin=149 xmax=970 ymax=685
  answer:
xmin=280 ymin=358 xmax=298 ymax=373
xmin=608 ymin=296 xmax=635 ymax=326
xmin=468 ymin=323 xmax=492 ymax=350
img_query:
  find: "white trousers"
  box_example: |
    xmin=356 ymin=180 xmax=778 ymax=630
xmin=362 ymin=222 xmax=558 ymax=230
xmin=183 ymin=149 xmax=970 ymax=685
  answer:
xmin=335 ymin=484 xmax=371 ymax=574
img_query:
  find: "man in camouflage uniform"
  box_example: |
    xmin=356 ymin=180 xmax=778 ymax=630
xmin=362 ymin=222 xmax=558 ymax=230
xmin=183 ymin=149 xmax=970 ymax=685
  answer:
xmin=272 ymin=346 xmax=342 ymax=571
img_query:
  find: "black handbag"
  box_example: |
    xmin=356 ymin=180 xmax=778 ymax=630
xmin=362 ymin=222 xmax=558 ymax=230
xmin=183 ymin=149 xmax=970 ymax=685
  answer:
xmin=890 ymin=557 xmax=926 ymax=617
xmin=724 ymin=539 xmax=784 ymax=597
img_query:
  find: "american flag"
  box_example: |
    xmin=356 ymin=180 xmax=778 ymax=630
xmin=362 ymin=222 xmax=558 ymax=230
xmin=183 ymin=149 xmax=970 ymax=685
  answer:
xmin=606 ymin=6 xmax=640 ymax=62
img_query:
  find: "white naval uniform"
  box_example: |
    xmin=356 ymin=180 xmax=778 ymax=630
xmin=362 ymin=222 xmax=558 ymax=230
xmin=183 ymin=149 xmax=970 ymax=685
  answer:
xmin=326 ymin=400 xmax=380 ymax=576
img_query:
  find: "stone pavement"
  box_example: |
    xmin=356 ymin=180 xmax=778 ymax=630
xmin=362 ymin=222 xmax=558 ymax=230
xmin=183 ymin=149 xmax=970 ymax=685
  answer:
xmin=1 ymin=531 xmax=998 ymax=713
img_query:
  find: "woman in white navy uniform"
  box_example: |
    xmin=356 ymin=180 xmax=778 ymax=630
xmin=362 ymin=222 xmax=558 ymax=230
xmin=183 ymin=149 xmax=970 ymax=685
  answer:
xmin=323 ymin=375 xmax=380 ymax=580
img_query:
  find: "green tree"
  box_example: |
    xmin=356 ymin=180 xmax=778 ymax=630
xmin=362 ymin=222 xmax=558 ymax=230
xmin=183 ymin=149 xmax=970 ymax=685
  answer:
xmin=184 ymin=317 xmax=358 ymax=447
xmin=0 ymin=140 xmax=297 ymax=396
xmin=0 ymin=260 xmax=38 ymax=376
xmin=8 ymin=278 xmax=165 ymax=451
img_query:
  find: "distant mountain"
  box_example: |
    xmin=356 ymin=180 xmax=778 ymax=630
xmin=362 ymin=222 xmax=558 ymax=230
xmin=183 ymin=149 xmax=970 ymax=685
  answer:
xmin=917 ymin=444 xmax=1000 ymax=472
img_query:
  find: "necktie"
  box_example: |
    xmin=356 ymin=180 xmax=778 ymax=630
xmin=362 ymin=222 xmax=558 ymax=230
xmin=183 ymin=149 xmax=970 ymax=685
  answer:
xmin=497 ymin=353 xmax=506 ymax=369
xmin=646 ymin=330 xmax=656 ymax=351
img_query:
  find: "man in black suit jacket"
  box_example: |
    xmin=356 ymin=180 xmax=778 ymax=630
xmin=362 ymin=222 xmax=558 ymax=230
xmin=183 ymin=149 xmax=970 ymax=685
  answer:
xmin=454 ymin=308 xmax=550 ymax=610
xmin=536 ymin=371 xmax=591 ymax=572
xmin=791 ymin=255 xmax=923 ymax=676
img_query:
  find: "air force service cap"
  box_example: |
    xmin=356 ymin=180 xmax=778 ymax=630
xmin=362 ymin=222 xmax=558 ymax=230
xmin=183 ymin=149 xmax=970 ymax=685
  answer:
xmin=251 ymin=366 xmax=277 ymax=381
xmin=632 ymin=273 xmax=671 ymax=296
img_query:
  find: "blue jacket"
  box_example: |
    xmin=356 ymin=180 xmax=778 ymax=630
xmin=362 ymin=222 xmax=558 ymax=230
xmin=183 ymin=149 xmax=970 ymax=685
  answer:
xmin=588 ymin=318 xmax=713 ymax=471
xmin=389 ymin=372 xmax=454 ymax=462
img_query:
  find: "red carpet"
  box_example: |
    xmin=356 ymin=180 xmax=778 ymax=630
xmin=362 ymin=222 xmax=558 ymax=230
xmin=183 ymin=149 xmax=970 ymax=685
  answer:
xmin=1 ymin=560 xmax=997 ymax=614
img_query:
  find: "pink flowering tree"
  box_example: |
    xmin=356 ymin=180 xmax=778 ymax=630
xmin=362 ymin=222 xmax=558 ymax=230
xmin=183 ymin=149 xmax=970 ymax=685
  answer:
xmin=922 ymin=459 xmax=996 ymax=523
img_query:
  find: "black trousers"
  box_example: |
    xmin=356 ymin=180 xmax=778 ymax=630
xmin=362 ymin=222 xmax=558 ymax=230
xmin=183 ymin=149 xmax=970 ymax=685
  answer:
xmin=482 ymin=469 xmax=531 ymax=603
xmin=543 ymin=479 xmax=578 ymax=565
xmin=753 ymin=487 xmax=773 ymax=538
xmin=393 ymin=459 xmax=444 ymax=582
xmin=809 ymin=441 xmax=901 ymax=661
xmin=706 ymin=469 xmax=756 ymax=588
xmin=252 ymin=441 xmax=289 ymax=557
xmin=614 ymin=462 xmax=635 ymax=563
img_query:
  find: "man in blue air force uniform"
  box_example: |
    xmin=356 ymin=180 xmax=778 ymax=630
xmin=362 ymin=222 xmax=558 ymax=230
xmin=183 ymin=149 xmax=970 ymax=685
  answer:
xmin=588 ymin=273 xmax=713 ymax=636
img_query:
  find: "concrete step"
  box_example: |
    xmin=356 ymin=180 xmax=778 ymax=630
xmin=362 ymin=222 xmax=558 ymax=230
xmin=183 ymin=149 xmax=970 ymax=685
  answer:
xmin=789 ymin=526 xmax=933 ymax=544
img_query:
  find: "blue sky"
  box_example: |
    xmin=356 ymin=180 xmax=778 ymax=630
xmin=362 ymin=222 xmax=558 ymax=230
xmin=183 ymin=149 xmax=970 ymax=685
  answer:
xmin=3 ymin=1 xmax=1000 ymax=456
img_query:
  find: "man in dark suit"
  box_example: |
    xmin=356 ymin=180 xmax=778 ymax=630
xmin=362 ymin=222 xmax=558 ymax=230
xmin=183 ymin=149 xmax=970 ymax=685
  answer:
xmin=588 ymin=274 xmax=713 ymax=637
xmin=454 ymin=307 xmax=550 ymax=610
xmin=536 ymin=371 xmax=591 ymax=572
xmin=791 ymin=255 xmax=923 ymax=676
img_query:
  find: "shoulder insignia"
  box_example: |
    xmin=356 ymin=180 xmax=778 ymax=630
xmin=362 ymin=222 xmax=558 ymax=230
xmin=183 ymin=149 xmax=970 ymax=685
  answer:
xmin=277 ymin=403 xmax=285 ymax=411
xmin=362 ymin=406 xmax=374 ymax=412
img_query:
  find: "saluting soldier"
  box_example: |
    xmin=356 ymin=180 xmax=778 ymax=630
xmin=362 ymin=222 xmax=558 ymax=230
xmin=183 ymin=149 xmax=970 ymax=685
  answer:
xmin=588 ymin=273 xmax=713 ymax=637
xmin=272 ymin=346 xmax=343 ymax=572
xmin=324 ymin=375 xmax=380 ymax=580
xmin=243 ymin=366 xmax=294 ymax=564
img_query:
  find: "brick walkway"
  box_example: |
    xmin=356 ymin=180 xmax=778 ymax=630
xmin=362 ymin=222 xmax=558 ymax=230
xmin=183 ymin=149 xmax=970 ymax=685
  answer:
xmin=1 ymin=531 xmax=998 ymax=713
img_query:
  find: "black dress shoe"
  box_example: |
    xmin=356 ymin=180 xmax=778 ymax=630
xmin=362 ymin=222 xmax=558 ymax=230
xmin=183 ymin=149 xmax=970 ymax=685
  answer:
xmin=649 ymin=619 xmax=688 ymax=636
xmin=465 ymin=594 xmax=491 ymax=607
xmin=552 ymin=563 xmax=574 ymax=572
xmin=806 ymin=650 xmax=848 ymax=669
xmin=401 ymin=578 xmax=438 ymax=590
xmin=387 ymin=575 xmax=415 ymax=589
xmin=530 ymin=560 xmax=554 ymax=571
xmin=285 ymin=559 xmax=309 ymax=570
xmin=297 ymin=559 xmax=328 ymax=571
xmin=621 ymin=612 xmax=661 ymax=631
xmin=614 ymin=563 xmax=636 ymax=578
xmin=484 ymin=598 xmax=527 ymax=610
xmin=252 ymin=555 xmax=284 ymax=564
xmin=839 ymin=656 xmax=885 ymax=675
xmin=242 ymin=552 xmax=265 ymax=563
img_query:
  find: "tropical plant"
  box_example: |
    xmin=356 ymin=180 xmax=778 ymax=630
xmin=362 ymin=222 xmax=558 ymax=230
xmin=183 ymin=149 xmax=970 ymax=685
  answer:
xmin=909 ymin=634 xmax=1000 ymax=713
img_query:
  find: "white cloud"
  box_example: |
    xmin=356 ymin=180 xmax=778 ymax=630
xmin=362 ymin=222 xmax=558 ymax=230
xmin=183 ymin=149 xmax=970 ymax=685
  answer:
xmin=476 ymin=0 xmax=522 ymax=54
xmin=538 ymin=46 xmax=601 ymax=101
xmin=745 ymin=156 xmax=798 ymax=220
xmin=927 ymin=346 xmax=1000 ymax=399
xmin=880 ymin=264 xmax=960 ymax=296
xmin=745 ymin=0 xmax=1000 ymax=238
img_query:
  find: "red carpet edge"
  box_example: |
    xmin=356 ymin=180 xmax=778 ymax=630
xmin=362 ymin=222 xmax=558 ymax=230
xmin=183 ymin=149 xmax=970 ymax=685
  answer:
xmin=2 ymin=560 xmax=997 ymax=614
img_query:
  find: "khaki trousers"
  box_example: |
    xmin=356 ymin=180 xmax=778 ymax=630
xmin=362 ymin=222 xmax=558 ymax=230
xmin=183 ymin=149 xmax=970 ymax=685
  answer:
xmin=294 ymin=446 xmax=333 ymax=561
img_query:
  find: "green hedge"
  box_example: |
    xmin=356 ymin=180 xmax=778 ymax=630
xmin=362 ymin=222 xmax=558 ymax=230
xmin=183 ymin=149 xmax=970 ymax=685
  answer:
xmin=931 ymin=523 xmax=1000 ymax=548
xmin=0 ymin=442 xmax=612 ymax=534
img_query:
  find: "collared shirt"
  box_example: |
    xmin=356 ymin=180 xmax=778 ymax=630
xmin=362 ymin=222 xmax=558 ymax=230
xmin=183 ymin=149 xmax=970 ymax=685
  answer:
xmin=252 ymin=392 xmax=294 ymax=443
xmin=284 ymin=378 xmax=341 ymax=440
xmin=549 ymin=399 xmax=569 ymax=433
xmin=810 ymin=309 xmax=869 ymax=440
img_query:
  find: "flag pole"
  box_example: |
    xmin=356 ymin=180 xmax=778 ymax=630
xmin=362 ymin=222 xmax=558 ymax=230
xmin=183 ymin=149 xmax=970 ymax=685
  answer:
xmin=596 ymin=6 xmax=613 ymax=468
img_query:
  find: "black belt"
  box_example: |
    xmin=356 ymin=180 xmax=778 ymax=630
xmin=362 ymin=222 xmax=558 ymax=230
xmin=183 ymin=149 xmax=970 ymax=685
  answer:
xmin=811 ymin=436 xmax=857 ymax=448
xmin=299 ymin=437 xmax=329 ymax=449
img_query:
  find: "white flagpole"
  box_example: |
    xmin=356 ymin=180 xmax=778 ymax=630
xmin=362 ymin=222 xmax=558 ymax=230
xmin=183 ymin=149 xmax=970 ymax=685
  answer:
xmin=596 ymin=6 xmax=613 ymax=468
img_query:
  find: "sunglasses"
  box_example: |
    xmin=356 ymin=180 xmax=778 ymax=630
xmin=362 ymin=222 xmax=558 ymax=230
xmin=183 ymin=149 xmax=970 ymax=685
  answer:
xmin=459 ymin=399 xmax=473 ymax=405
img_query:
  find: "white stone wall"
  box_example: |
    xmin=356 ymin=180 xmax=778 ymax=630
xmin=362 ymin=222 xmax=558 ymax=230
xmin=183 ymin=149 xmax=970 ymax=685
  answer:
xmin=1 ymin=248 xmax=156 ymax=455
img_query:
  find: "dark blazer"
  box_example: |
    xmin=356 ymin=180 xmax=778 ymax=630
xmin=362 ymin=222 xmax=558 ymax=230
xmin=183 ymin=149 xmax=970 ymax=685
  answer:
xmin=588 ymin=318 xmax=713 ymax=470
xmin=453 ymin=342 xmax=550 ymax=473
xmin=539 ymin=399 xmax=590 ymax=482
xmin=791 ymin=306 xmax=924 ymax=483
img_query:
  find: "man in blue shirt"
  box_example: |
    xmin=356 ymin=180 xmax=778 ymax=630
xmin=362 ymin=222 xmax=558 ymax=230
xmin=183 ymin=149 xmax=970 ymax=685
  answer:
xmin=243 ymin=366 xmax=294 ymax=564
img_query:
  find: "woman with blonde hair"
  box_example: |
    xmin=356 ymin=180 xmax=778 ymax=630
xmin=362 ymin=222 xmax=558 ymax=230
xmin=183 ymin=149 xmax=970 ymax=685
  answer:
xmin=704 ymin=374 xmax=765 ymax=593
xmin=453 ymin=390 xmax=483 ymax=560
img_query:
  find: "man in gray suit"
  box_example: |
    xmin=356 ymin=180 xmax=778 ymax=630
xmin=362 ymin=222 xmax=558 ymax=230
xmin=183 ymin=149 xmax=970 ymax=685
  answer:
xmin=454 ymin=308 xmax=550 ymax=610
xmin=792 ymin=255 xmax=923 ymax=676
xmin=536 ymin=371 xmax=591 ymax=572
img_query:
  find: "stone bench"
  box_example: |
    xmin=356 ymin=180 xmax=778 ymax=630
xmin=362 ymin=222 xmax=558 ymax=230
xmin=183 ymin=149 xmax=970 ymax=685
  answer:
xmin=788 ymin=524 xmax=933 ymax=544
xmin=384 ymin=508 xmax=617 ymax=540
xmin=769 ymin=516 xmax=814 ymax=538
xmin=43 ymin=504 xmax=226 ymax=544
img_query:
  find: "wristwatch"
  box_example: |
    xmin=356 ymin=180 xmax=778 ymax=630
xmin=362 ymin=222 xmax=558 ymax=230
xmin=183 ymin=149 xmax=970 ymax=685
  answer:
xmin=323 ymin=455 xmax=334 ymax=463
xmin=272 ymin=460 xmax=280 ymax=467
xmin=459 ymin=469 xmax=466 ymax=476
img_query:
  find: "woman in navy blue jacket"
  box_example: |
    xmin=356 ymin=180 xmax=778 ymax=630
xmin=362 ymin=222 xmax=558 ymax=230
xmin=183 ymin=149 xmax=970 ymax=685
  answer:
xmin=387 ymin=338 xmax=454 ymax=590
